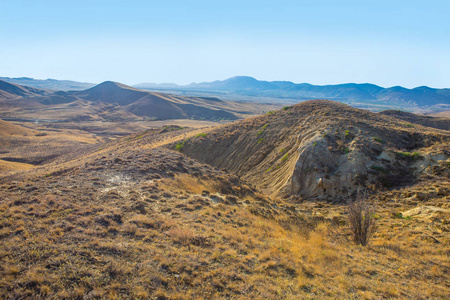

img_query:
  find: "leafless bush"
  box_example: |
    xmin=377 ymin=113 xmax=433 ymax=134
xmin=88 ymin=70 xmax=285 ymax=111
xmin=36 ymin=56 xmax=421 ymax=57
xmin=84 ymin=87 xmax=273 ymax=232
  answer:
xmin=347 ymin=194 xmax=374 ymax=246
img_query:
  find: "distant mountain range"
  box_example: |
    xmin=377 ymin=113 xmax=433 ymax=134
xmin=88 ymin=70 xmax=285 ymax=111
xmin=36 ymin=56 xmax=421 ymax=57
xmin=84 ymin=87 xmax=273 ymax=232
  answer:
xmin=136 ymin=76 xmax=450 ymax=112
xmin=1 ymin=76 xmax=450 ymax=112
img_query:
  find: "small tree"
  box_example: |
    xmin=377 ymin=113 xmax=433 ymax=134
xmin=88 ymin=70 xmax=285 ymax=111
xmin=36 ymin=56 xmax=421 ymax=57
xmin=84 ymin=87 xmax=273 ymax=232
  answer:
xmin=347 ymin=194 xmax=374 ymax=246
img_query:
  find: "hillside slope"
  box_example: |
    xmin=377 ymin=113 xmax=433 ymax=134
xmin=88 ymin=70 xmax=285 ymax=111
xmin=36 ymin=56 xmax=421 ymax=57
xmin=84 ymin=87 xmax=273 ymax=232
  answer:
xmin=0 ymin=80 xmax=51 ymax=100
xmin=172 ymin=100 xmax=449 ymax=199
xmin=380 ymin=110 xmax=450 ymax=131
xmin=0 ymin=118 xmax=448 ymax=299
xmin=0 ymin=119 xmax=36 ymax=136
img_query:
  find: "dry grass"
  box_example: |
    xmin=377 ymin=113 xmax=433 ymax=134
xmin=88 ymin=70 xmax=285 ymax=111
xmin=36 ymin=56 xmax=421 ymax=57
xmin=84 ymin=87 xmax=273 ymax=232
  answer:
xmin=0 ymin=103 xmax=448 ymax=299
xmin=1 ymin=170 xmax=448 ymax=299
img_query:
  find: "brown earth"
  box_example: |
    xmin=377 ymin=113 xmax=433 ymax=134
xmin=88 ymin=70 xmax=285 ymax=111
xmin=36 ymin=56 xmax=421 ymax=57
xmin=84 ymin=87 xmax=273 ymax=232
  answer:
xmin=0 ymin=101 xmax=449 ymax=299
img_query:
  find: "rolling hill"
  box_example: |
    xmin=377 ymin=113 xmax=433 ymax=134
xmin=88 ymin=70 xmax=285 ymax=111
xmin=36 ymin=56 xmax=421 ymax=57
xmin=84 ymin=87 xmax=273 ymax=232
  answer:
xmin=169 ymin=100 xmax=450 ymax=199
xmin=0 ymin=80 xmax=260 ymax=122
xmin=0 ymin=80 xmax=52 ymax=100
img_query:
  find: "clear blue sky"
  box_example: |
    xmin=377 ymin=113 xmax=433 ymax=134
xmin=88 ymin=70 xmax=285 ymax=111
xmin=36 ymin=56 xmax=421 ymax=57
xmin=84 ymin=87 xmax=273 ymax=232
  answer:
xmin=1 ymin=0 xmax=449 ymax=88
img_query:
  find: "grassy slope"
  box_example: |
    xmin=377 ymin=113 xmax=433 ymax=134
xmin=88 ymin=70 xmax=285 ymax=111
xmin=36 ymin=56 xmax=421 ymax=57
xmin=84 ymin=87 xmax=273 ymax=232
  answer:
xmin=0 ymin=108 xmax=449 ymax=299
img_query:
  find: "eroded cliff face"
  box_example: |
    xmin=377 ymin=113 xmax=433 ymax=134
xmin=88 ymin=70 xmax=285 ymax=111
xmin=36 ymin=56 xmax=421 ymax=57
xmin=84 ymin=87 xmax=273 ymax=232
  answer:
xmin=170 ymin=100 xmax=450 ymax=200
xmin=279 ymin=129 xmax=374 ymax=198
xmin=282 ymin=131 xmax=449 ymax=199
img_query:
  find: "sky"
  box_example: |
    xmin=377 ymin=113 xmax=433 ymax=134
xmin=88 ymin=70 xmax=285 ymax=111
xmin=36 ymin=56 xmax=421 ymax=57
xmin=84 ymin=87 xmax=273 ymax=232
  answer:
xmin=1 ymin=0 xmax=449 ymax=88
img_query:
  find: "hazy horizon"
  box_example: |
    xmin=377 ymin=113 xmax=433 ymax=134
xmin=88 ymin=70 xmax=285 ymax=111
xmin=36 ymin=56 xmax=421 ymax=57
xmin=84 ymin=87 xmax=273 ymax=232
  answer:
xmin=2 ymin=75 xmax=449 ymax=91
xmin=1 ymin=0 xmax=449 ymax=88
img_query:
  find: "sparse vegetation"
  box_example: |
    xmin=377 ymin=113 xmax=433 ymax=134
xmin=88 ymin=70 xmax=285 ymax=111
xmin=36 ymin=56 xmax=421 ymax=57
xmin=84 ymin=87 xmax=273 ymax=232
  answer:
xmin=175 ymin=140 xmax=186 ymax=151
xmin=281 ymin=153 xmax=289 ymax=162
xmin=347 ymin=196 xmax=375 ymax=246
xmin=396 ymin=151 xmax=423 ymax=160
xmin=372 ymin=136 xmax=384 ymax=143
xmin=392 ymin=212 xmax=412 ymax=220
xmin=163 ymin=125 xmax=186 ymax=132
xmin=195 ymin=133 xmax=207 ymax=138
xmin=283 ymin=106 xmax=290 ymax=110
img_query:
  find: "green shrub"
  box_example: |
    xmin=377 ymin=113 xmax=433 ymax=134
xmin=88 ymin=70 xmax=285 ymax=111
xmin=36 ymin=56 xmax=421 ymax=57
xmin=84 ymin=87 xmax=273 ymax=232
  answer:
xmin=175 ymin=141 xmax=186 ymax=151
xmin=392 ymin=212 xmax=412 ymax=220
xmin=163 ymin=125 xmax=186 ymax=132
xmin=396 ymin=151 xmax=422 ymax=160
xmin=281 ymin=153 xmax=289 ymax=162
xmin=372 ymin=137 xmax=384 ymax=143
xmin=282 ymin=106 xmax=290 ymax=111
xmin=195 ymin=133 xmax=207 ymax=138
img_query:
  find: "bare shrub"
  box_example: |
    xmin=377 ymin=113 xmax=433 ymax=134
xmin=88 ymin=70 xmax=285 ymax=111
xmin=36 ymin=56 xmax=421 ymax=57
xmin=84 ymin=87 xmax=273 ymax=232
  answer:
xmin=347 ymin=194 xmax=374 ymax=246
